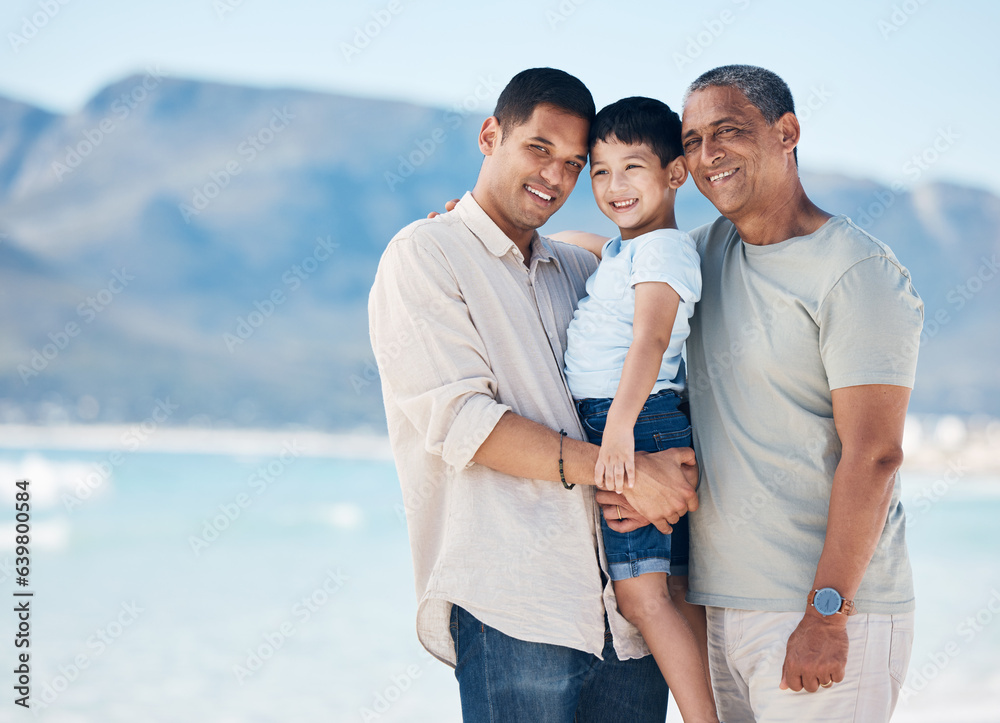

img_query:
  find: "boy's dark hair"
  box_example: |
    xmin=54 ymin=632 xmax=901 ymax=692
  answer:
xmin=493 ymin=68 xmax=595 ymax=138
xmin=590 ymin=97 xmax=683 ymax=167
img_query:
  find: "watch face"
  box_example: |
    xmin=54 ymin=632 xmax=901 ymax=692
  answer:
xmin=814 ymin=588 xmax=842 ymax=616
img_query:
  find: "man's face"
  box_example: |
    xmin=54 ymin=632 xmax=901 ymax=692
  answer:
xmin=681 ymin=85 xmax=794 ymax=221
xmin=480 ymin=103 xmax=589 ymax=239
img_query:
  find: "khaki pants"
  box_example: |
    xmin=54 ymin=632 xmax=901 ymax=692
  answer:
xmin=706 ymin=607 xmax=914 ymax=722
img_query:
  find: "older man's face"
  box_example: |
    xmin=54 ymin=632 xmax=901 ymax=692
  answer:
xmin=681 ymin=85 xmax=794 ymax=222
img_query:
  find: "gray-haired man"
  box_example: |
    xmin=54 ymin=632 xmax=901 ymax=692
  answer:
xmin=598 ymin=65 xmax=923 ymax=721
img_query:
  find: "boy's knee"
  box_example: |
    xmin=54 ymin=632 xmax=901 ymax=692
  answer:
xmin=616 ymin=584 xmax=672 ymax=626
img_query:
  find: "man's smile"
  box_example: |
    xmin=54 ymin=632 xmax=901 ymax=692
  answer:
xmin=525 ymin=184 xmax=555 ymax=203
xmin=707 ymin=168 xmax=738 ymax=183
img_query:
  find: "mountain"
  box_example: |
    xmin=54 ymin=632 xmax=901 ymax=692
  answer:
xmin=1 ymin=75 xmax=997 ymax=430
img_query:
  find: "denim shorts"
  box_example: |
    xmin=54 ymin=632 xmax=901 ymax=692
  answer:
xmin=575 ymin=389 xmax=691 ymax=581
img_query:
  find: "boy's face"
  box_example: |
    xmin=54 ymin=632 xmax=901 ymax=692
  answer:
xmin=589 ymin=139 xmax=685 ymax=240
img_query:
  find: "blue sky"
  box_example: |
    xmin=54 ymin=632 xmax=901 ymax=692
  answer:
xmin=2 ymin=0 xmax=997 ymax=194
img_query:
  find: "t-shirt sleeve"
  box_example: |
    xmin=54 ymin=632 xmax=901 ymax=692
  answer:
xmin=629 ymin=232 xmax=702 ymax=303
xmin=819 ymin=255 xmax=924 ymax=390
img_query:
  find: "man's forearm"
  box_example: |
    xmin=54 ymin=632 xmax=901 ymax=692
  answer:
xmin=472 ymin=411 xmax=601 ymax=486
xmin=811 ymin=451 xmax=901 ymax=601
xmin=473 ymin=411 xmax=699 ymax=532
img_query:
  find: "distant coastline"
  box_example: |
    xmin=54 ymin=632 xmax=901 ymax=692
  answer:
xmin=1 ymin=416 xmax=996 ymax=474
xmin=0 ymin=423 xmax=393 ymax=460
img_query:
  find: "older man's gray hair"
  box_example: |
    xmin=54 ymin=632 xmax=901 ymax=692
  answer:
xmin=684 ymin=64 xmax=798 ymax=162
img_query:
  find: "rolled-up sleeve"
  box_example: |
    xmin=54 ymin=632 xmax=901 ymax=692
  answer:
xmin=369 ymin=233 xmax=511 ymax=469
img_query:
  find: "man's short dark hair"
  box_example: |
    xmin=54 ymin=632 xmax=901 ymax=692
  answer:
xmin=589 ymin=97 xmax=683 ymax=167
xmin=493 ymin=68 xmax=595 ymax=138
xmin=684 ymin=64 xmax=798 ymax=163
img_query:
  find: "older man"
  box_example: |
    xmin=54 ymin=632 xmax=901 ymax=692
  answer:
xmin=600 ymin=65 xmax=922 ymax=722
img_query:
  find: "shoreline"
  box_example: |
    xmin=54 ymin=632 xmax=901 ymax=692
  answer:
xmin=0 ymin=423 xmax=393 ymax=460
xmin=0 ymin=419 xmax=998 ymax=473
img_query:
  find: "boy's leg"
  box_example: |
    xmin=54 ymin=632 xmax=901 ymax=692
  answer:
xmin=667 ymin=514 xmax=712 ymax=690
xmin=670 ymin=575 xmax=712 ymax=691
xmin=450 ymin=604 xmax=586 ymax=722
xmin=614 ymin=573 xmax=719 ymax=723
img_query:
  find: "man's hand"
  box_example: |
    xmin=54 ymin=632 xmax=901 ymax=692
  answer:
xmin=595 ymin=491 xmax=649 ymax=532
xmin=595 ymin=424 xmax=636 ymax=492
xmin=779 ymin=613 xmax=849 ymax=692
xmin=427 ymin=198 xmax=460 ymax=218
xmin=596 ymin=446 xmax=698 ymax=534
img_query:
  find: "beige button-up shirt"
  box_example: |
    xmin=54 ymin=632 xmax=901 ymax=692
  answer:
xmin=369 ymin=193 xmax=648 ymax=665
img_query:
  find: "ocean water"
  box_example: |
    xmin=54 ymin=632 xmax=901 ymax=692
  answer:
xmin=0 ymin=446 xmax=997 ymax=722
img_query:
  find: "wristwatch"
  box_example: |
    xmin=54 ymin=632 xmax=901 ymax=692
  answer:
xmin=808 ymin=587 xmax=857 ymax=616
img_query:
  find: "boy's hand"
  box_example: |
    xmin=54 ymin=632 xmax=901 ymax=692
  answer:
xmin=595 ymin=425 xmax=635 ymax=493
xmin=427 ymin=198 xmax=460 ymax=218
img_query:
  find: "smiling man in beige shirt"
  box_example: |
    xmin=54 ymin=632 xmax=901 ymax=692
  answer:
xmin=369 ymin=68 xmax=698 ymax=722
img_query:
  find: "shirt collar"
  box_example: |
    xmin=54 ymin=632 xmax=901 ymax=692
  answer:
xmin=455 ymin=192 xmax=556 ymax=268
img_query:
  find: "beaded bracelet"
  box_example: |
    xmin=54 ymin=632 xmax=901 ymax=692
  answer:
xmin=559 ymin=430 xmax=574 ymax=489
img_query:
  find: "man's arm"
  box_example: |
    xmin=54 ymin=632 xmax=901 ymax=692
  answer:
xmin=372 ymin=230 xmax=698 ymax=531
xmin=474 ymin=412 xmax=699 ymax=534
xmin=548 ymin=230 xmax=610 ymax=259
xmin=780 ymin=383 xmax=910 ymax=693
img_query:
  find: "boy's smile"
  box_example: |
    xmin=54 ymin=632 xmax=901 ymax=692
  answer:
xmin=589 ymin=139 xmax=686 ymax=240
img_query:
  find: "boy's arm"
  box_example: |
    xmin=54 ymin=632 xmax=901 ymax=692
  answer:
xmin=548 ymin=230 xmax=610 ymax=259
xmin=598 ymin=281 xmax=682 ymax=490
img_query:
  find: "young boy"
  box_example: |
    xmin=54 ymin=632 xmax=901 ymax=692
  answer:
xmin=562 ymin=97 xmax=718 ymax=723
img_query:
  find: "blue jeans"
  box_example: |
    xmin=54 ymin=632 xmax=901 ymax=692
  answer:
xmin=451 ymin=605 xmax=668 ymax=722
xmin=575 ymin=389 xmax=691 ymax=580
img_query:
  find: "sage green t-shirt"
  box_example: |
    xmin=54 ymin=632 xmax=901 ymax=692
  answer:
xmin=686 ymin=215 xmax=923 ymax=614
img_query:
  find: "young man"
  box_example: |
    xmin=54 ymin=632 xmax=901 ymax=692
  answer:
xmin=597 ymin=65 xmax=923 ymax=722
xmin=369 ymin=68 xmax=698 ymax=722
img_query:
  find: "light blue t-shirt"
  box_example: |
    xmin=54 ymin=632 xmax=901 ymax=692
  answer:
xmin=564 ymin=228 xmax=701 ymax=400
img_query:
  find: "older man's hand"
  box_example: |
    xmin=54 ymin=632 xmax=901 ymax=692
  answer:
xmin=596 ymin=447 xmax=698 ymax=534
